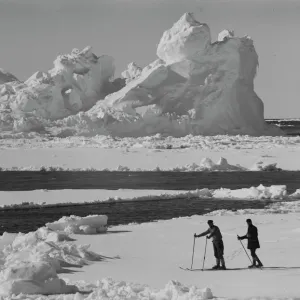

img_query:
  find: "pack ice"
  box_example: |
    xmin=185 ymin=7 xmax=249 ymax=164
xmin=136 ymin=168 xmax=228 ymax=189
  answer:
xmin=0 ymin=13 xmax=281 ymax=137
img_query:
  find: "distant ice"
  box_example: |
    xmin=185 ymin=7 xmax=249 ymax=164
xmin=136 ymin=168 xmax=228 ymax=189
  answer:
xmin=0 ymin=157 xmax=283 ymax=172
xmin=0 ymin=184 xmax=298 ymax=209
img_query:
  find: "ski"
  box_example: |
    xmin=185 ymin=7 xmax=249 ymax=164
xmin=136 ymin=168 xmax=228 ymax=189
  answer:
xmin=179 ymin=267 xmax=194 ymax=271
xmin=179 ymin=267 xmax=223 ymax=271
xmin=180 ymin=266 xmax=264 ymax=271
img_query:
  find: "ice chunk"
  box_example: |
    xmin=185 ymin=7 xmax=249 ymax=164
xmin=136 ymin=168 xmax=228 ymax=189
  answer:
xmin=46 ymin=214 xmax=108 ymax=234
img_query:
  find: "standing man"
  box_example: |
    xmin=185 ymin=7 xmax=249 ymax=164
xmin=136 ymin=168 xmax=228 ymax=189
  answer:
xmin=195 ymin=220 xmax=226 ymax=270
xmin=237 ymin=219 xmax=263 ymax=268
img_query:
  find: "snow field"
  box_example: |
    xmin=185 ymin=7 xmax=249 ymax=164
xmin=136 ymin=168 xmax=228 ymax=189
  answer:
xmin=0 ymin=185 xmax=299 ymax=208
xmin=0 ymin=215 xmax=214 ymax=300
xmin=0 ymin=157 xmax=284 ymax=172
xmin=65 ymin=206 xmax=300 ymax=299
xmin=0 ymin=137 xmax=299 ymax=171
xmin=2 ymin=200 xmax=300 ymax=299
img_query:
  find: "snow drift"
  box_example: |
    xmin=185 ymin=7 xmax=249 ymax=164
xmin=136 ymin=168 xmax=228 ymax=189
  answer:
xmin=73 ymin=279 xmax=213 ymax=300
xmin=0 ymin=13 xmax=281 ymax=137
xmin=106 ymin=185 xmax=297 ymax=203
xmin=0 ymin=225 xmax=103 ymax=296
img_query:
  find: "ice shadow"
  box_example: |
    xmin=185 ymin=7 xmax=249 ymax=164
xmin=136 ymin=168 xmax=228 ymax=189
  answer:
xmin=58 ymin=254 xmax=121 ymax=274
xmin=58 ymin=260 xmax=84 ymax=268
xmin=72 ymin=230 xmax=132 ymax=236
xmin=105 ymin=230 xmax=132 ymax=234
xmin=57 ymin=268 xmax=83 ymax=274
xmin=260 ymin=266 xmax=300 ymax=270
xmin=98 ymin=254 xmax=121 ymax=260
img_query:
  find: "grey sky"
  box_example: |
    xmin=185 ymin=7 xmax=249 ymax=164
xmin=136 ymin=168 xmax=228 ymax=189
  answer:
xmin=0 ymin=0 xmax=298 ymax=118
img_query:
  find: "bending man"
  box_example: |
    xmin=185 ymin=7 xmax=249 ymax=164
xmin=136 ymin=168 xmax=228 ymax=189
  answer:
xmin=195 ymin=220 xmax=226 ymax=270
xmin=238 ymin=219 xmax=263 ymax=268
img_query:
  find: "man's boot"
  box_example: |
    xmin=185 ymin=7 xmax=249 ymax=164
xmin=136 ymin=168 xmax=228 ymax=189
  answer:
xmin=219 ymin=258 xmax=226 ymax=270
xmin=212 ymin=259 xmax=220 ymax=269
xmin=255 ymin=256 xmax=263 ymax=268
xmin=248 ymin=258 xmax=257 ymax=268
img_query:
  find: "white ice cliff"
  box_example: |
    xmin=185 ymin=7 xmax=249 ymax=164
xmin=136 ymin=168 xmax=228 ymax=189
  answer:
xmin=0 ymin=13 xmax=281 ymax=137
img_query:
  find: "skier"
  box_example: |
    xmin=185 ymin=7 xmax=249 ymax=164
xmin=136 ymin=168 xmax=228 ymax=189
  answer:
xmin=194 ymin=220 xmax=226 ymax=270
xmin=237 ymin=219 xmax=263 ymax=268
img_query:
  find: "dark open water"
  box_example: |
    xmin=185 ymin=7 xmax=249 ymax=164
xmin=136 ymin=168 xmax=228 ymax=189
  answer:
xmin=266 ymin=119 xmax=300 ymax=136
xmin=1 ymin=170 xmax=299 ymax=234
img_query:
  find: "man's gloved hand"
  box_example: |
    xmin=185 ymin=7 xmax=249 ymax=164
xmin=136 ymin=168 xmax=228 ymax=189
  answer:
xmin=237 ymin=235 xmax=241 ymax=240
xmin=206 ymin=236 xmax=210 ymax=239
xmin=194 ymin=233 xmax=198 ymax=238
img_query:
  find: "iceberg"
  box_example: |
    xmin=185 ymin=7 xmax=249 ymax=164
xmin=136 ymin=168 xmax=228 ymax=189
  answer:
xmin=0 ymin=13 xmax=282 ymax=137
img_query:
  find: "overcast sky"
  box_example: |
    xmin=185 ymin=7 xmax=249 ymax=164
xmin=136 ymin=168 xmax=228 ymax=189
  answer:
xmin=0 ymin=0 xmax=299 ymax=118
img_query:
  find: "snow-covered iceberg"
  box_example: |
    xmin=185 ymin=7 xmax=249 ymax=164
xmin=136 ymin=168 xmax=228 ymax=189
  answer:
xmin=0 ymin=13 xmax=282 ymax=137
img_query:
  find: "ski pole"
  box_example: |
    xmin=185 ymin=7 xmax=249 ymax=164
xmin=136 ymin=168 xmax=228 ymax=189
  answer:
xmin=238 ymin=235 xmax=252 ymax=263
xmin=202 ymin=237 xmax=208 ymax=271
xmin=190 ymin=235 xmax=196 ymax=270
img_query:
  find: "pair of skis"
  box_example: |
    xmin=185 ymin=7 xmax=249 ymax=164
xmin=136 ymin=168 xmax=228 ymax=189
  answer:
xmin=183 ymin=235 xmax=210 ymax=271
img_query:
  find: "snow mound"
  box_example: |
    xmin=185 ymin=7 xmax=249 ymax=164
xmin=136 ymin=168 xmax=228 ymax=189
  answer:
xmin=212 ymin=184 xmax=287 ymax=200
xmin=0 ymin=261 xmax=78 ymax=296
xmin=1 ymin=157 xmax=283 ymax=172
xmin=206 ymin=199 xmax=300 ymax=216
xmin=108 ymin=185 xmax=293 ymax=203
xmin=74 ymin=278 xmax=213 ymax=300
xmin=250 ymin=161 xmax=282 ymax=171
xmin=0 ymin=225 xmax=103 ymax=296
xmin=46 ymin=215 xmax=108 ymax=234
xmin=0 ymin=13 xmax=281 ymax=137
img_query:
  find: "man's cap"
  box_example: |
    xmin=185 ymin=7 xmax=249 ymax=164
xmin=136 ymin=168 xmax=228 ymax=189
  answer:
xmin=246 ymin=219 xmax=252 ymax=223
xmin=207 ymin=220 xmax=214 ymax=224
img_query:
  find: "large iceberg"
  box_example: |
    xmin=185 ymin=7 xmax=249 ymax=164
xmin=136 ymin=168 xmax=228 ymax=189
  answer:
xmin=0 ymin=13 xmax=281 ymax=137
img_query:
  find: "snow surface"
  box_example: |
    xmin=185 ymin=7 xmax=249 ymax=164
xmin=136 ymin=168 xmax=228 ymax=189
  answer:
xmin=0 ymin=134 xmax=300 ymax=170
xmin=2 ymin=202 xmax=300 ymax=298
xmin=0 ymin=215 xmax=214 ymax=299
xmin=0 ymin=157 xmax=281 ymax=172
xmin=64 ymin=205 xmax=300 ymax=299
xmin=0 ymin=13 xmax=281 ymax=136
xmin=0 ymin=185 xmax=299 ymax=208
xmin=0 ymin=189 xmax=181 ymax=208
